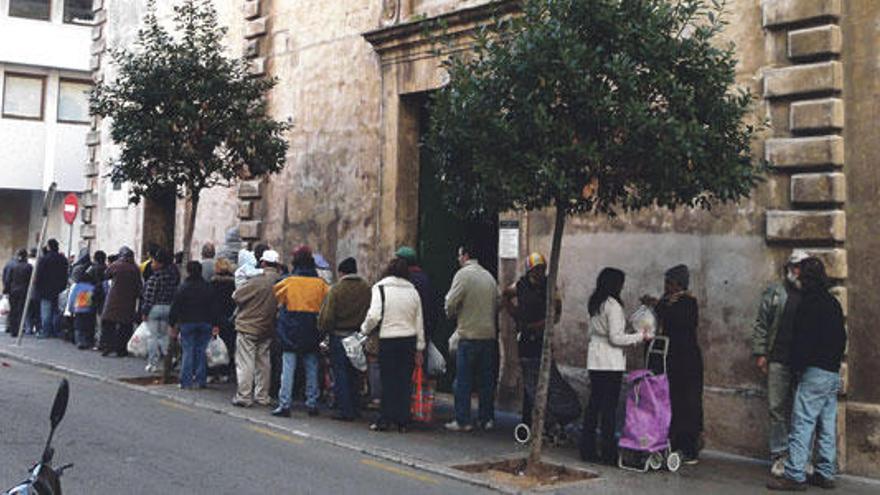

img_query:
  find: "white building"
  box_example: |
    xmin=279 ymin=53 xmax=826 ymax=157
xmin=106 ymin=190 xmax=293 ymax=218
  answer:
xmin=0 ymin=0 xmax=93 ymax=259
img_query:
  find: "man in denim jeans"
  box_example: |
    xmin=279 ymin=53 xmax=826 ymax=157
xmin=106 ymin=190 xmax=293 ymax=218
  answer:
xmin=34 ymin=240 xmax=68 ymax=338
xmin=444 ymin=243 xmax=499 ymax=432
xmin=768 ymin=258 xmax=846 ymax=491
xmin=752 ymin=250 xmax=808 ymax=476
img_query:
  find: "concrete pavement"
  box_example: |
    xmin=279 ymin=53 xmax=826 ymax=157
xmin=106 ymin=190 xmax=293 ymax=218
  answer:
xmin=2 ymin=334 xmax=879 ymax=494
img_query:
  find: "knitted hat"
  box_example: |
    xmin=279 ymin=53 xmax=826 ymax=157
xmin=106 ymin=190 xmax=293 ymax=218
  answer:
xmin=788 ymin=249 xmax=809 ymax=266
xmin=525 ymin=252 xmax=547 ymax=272
xmin=394 ymin=246 xmax=417 ymax=265
xmin=338 ymin=257 xmax=357 ymax=274
xmin=665 ymin=264 xmax=690 ymax=290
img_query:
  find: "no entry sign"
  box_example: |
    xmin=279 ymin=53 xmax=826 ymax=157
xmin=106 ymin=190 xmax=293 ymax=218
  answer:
xmin=62 ymin=193 xmax=78 ymax=225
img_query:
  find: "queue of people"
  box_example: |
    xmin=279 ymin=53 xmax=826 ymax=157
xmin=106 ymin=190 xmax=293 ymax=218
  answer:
xmin=1 ymin=238 xmax=845 ymax=486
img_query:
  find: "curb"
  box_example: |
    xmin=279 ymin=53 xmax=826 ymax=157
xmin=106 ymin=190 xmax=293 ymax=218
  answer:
xmin=0 ymin=349 xmax=524 ymax=494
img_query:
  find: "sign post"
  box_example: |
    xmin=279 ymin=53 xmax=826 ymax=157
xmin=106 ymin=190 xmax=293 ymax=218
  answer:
xmin=62 ymin=193 xmax=78 ymax=257
xmin=17 ymin=183 xmax=57 ymax=345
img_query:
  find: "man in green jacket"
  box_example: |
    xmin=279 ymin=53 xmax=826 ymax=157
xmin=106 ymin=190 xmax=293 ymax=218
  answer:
xmin=752 ymin=249 xmax=809 ymax=476
xmin=318 ymin=257 xmax=371 ymax=421
xmin=444 ymin=243 xmax=499 ymax=432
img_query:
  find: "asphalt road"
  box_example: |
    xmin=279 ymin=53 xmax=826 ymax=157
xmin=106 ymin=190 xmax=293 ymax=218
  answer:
xmin=0 ymin=360 xmax=494 ymax=494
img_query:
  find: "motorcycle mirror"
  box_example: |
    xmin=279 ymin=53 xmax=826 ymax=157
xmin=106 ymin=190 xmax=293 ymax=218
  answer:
xmin=49 ymin=379 xmax=69 ymax=429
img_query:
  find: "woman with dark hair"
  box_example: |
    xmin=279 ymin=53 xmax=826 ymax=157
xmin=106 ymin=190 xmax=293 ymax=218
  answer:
xmin=360 ymin=257 xmax=425 ymax=432
xmin=169 ymin=261 xmax=218 ymax=389
xmin=768 ymin=258 xmax=846 ymax=491
xmin=644 ymin=264 xmax=704 ymax=464
xmin=581 ymin=268 xmax=650 ymax=464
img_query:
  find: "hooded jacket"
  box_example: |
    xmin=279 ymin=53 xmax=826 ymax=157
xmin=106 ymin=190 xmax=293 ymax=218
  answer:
xmin=361 ymin=276 xmax=425 ymax=351
xmin=274 ymin=267 xmax=329 ymax=353
xmin=234 ymin=249 xmax=263 ymax=289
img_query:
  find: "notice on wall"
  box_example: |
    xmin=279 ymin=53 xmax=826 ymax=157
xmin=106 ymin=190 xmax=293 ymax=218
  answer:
xmin=498 ymin=220 xmax=519 ymax=259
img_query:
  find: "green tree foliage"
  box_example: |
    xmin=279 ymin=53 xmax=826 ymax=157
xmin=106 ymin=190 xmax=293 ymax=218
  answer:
xmin=90 ymin=0 xmax=289 ymax=258
xmin=425 ymin=0 xmax=763 ymax=471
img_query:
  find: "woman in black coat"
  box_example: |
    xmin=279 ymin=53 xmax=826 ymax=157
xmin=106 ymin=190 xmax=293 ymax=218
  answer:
xmin=645 ymin=264 xmax=704 ymax=464
xmin=209 ymin=258 xmax=237 ymax=383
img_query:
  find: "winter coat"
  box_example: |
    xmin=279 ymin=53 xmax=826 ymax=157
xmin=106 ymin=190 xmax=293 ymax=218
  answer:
xmin=587 ymin=298 xmax=642 ymax=371
xmin=232 ymin=267 xmax=281 ymax=337
xmin=69 ymin=248 xmax=91 ymax=284
xmin=752 ymin=281 xmax=789 ymax=357
xmin=102 ymin=259 xmax=143 ymax=324
xmin=210 ymin=273 xmax=236 ymax=330
xmin=274 ymin=267 xmax=330 ymax=353
xmin=361 ymin=276 xmax=425 ymax=351
xmin=4 ymin=259 xmax=32 ymax=296
xmin=86 ymin=262 xmax=107 ymax=283
xmin=656 ymin=293 xmax=704 ymax=438
xmin=317 ymin=274 xmax=371 ymax=336
xmin=791 ymin=288 xmax=846 ymax=374
xmin=2 ymin=258 xmax=14 ymax=294
xmin=408 ymin=266 xmax=439 ymax=341
xmin=35 ymin=251 xmax=68 ymax=299
xmin=444 ymin=260 xmax=498 ymax=340
xmin=168 ymin=277 xmax=215 ymax=326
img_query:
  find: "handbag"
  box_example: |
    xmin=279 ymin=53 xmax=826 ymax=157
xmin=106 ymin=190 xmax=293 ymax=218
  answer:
xmin=410 ymin=364 xmax=434 ymax=423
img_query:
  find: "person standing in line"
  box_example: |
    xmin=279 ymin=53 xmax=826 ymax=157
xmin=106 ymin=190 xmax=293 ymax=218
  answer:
xmin=231 ymin=252 xmax=282 ymax=407
xmin=501 ymin=252 xmax=562 ymax=425
xmin=86 ymin=250 xmax=108 ymax=347
xmin=34 ymin=239 xmax=69 ymax=338
xmin=643 ymin=264 xmax=704 ymax=465
xmin=272 ymin=246 xmax=330 ymax=417
xmin=581 ymin=268 xmax=650 ymax=464
xmin=767 ymin=258 xmax=846 ymax=492
xmin=444 ymin=243 xmax=499 ymax=432
xmin=318 ymin=257 xmax=372 ymax=421
xmin=394 ymin=246 xmax=439 ymax=344
xmin=209 ymin=257 xmax=237 ymax=384
xmin=359 ymin=257 xmax=425 ymax=432
xmin=140 ymin=242 xmax=160 ymax=282
xmin=753 ymin=250 xmax=809 ymax=476
xmin=100 ymin=247 xmax=142 ymax=357
xmin=4 ymin=249 xmax=32 ymax=338
xmin=67 ymin=270 xmax=101 ymax=349
xmin=141 ymin=248 xmax=178 ymax=374
xmin=200 ymin=242 xmax=216 ymax=283
xmin=168 ymin=261 xmax=218 ymax=389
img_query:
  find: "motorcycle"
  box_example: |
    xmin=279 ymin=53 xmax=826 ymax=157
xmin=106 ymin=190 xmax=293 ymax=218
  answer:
xmin=4 ymin=379 xmax=73 ymax=495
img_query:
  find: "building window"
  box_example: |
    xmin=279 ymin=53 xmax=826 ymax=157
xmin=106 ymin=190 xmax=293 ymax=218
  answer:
xmin=63 ymin=0 xmax=94 ymax=24
xmin=8 ymin=0 xmax=51 ymax=21
xmin=57 ymin=79 xmax=92 ymax=124
xmin=2 ymin=73 xmax=46 ymax=121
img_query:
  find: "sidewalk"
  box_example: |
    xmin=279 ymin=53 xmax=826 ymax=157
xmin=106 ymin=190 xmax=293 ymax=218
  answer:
xmin=2 ymin=334 xmax=877 ymax=494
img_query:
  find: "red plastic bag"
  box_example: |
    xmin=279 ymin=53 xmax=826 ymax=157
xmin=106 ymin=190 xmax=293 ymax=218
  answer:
xmin=410 ymin=365 xmax=434 ymax=423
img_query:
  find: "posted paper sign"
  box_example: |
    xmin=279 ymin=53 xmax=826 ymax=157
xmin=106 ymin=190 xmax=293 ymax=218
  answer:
xmin=499 ymin=220 xmax=519 ymax=259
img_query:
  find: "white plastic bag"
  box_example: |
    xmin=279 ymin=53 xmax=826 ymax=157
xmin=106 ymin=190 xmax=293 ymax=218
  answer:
xmin=206 ymin=336 xmax=230 ymax=368
xmin=127 ymin=322 xmax=150 ymax=357
xmin=629 ymin=304 xmax=657 ymax=338
xmin=342 ymin=332 xmax=368 ymax=372
xmin=426 ymin=341 xmax=446 ymax=376
xmin=448 ymin=331 xmax=460 ymax=354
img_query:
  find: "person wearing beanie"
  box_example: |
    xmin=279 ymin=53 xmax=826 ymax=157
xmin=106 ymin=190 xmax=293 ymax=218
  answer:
xmin=501 ymin=251 xmax=562 ymax=425
xmin=317 ymin=257 xmax=372 ymax=420
xmin=642 ymin=264 xmax=704 ymax=464
xmin=394 ymin=246 xmax=439 ymax=344
xmin=272 ymin=246 xmax=330 ymax=417
xmin=753 ymin=249 xmax=809 ymax=477
xmin=100 ymin=246 xmax=142 ymax=356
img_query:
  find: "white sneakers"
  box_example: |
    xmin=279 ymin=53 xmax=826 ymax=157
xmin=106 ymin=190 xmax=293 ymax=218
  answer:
xmin=444 ymin=421 xmax=473 ymax=432
xmin=771 ymin=457 xmax=785 ymax=477
xmin=144 ymin=364 xmax=157 ymax=374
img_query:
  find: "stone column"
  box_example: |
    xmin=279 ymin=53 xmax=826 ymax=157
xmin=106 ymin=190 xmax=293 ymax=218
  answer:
xmin=761 ymin=0 xmax=849 ymax=470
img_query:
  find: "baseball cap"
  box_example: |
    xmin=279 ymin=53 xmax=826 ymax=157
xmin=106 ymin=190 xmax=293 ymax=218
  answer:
xmin=261 ymin=250 xmax=280 ymax=264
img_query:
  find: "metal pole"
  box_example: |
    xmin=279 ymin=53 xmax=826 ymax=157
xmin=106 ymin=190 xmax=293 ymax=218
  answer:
xmin=17 ymin=183 xmax=57 ymax=346
xmin=68 ymin=222 xmax=74 ymax=258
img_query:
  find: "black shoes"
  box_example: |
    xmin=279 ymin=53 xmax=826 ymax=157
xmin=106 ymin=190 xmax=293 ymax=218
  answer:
xmin=331 ymin=414 xmax=354 ymax=422
xmin=307 ymin=407 xmax=319 ymax=417
xmin=766 ymin=477 xmax=807 ymax=491
xmin=271 ymin=407 xmax=291 ymax=417
xmin=808 ymin=473 xmax=836 ymax=490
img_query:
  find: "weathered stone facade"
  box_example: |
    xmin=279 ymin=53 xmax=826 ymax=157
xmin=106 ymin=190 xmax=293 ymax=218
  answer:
xmin=87 ymin=0 xmax=880 ymax=477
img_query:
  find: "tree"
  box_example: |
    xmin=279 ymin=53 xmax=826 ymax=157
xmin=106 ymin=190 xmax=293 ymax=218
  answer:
xmin=90 ymin=0 xmax=289 ymax=259
xmin=425 ymin=0 xmax=763 ymax=473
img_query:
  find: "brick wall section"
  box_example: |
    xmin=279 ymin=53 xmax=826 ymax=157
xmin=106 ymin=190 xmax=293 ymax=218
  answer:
xmin=761 ymin=0 xmax=848 ymax=469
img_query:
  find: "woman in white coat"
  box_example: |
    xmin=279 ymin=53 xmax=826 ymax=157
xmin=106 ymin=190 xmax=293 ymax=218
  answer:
xmin=360 ymin=257 xmax=425 ymax=432
xmin=580 ymin=268 xmax=650 ymax=464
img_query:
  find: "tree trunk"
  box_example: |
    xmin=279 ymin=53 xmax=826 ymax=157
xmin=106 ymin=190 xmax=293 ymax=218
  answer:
xmin=181 ymin=190 xmax=200 ymax=264
xmin=525 ymin=204 xmax=566 ymax=474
